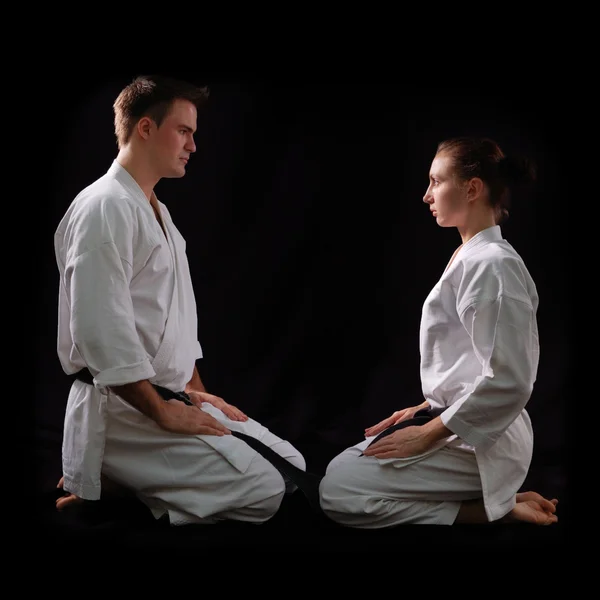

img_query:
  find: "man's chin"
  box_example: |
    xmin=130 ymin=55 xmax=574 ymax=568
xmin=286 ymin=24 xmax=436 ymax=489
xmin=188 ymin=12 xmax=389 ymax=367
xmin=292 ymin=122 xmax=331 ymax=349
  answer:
xmin=163 ymin=168 xmax=187 ymax=179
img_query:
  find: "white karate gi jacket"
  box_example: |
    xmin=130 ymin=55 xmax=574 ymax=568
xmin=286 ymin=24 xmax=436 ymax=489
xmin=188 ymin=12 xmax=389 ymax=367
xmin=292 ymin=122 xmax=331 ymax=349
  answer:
xmin=420 ymin=225 xmax=539 ymax=521
xmin=54 ymin=161 xmax=256 ymax=500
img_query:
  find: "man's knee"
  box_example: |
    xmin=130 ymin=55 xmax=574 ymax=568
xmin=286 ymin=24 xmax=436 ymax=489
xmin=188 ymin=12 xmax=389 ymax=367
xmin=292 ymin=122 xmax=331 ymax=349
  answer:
xmin=243 ymin=459 xmax=287 ymax=522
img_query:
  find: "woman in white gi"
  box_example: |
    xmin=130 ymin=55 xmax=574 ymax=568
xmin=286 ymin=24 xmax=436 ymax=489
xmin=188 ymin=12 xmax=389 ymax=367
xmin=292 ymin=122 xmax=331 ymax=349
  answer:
xmin=318 ymin=136 xmax=559 ymax=527
xmin=54 ymin=75 xmax=306 ymax=525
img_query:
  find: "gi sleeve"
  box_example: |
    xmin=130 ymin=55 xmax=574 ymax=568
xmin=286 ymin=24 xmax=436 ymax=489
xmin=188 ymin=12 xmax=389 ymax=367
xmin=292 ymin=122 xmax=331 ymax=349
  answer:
xmin=439 ymin=293 xmax=538 ymax=452
xmin=63 ymin=198 xmax=156 ymax=390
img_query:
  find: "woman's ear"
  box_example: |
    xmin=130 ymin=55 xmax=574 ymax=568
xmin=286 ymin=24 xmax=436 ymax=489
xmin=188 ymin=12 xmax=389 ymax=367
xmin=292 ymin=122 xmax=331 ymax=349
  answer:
xmin=465 ymin=177 xmax=485 ymax=203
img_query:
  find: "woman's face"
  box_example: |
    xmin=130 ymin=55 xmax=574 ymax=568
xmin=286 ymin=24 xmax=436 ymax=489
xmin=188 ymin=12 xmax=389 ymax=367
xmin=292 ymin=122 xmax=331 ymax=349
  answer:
xmin=423 ymin=153 xmax=470 ymax=228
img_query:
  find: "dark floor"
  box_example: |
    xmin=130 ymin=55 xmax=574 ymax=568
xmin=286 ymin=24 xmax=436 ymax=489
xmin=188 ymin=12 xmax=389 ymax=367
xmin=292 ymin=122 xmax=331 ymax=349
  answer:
xmin=30 ymin=428 xmax=570 ymax=555
xmin=31 ymin=489 xmax=569 ymax=561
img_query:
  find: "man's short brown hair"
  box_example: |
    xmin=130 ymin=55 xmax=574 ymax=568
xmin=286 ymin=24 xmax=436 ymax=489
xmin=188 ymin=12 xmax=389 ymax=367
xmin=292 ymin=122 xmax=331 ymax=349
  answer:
xmin=113 ymin=75 xmax=209 ymax=149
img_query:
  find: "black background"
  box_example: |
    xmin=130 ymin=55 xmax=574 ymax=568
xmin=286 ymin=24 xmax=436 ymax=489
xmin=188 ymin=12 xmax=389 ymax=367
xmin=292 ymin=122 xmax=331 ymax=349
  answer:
xmin=32 ymin=73 xmax=571 ymax=529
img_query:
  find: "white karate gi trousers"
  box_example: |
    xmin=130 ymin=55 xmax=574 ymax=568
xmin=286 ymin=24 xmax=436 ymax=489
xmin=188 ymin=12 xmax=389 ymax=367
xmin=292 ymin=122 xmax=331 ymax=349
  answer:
xmin=319 ymin=438 xmax=482 ymax=527
xmin=101 ymin=394 xmax=306 ymax=526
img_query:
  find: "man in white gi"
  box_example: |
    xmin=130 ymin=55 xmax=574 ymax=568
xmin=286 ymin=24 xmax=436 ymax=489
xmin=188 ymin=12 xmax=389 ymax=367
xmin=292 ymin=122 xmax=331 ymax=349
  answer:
xmin=318 ymin=136 xmax=560 ymax=527
xmin=54 ymin=74 xmax=306 ymax=525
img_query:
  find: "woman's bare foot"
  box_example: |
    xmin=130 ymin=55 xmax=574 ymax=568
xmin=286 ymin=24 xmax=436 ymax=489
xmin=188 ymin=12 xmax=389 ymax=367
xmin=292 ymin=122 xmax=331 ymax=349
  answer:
xmin=504 ymin=491 xmax=559 ymax=525
xmin=517 ymin=491 xmax=558 ymax=513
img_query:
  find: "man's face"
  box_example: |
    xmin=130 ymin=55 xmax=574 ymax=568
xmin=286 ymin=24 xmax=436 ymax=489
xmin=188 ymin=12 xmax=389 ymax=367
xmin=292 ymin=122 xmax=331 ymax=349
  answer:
xmin=149 ymin=98 xmax=197 ymax=179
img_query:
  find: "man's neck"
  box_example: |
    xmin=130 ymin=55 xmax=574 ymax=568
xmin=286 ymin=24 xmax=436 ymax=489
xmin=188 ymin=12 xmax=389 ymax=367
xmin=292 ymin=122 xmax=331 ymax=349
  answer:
xmin=116 ymin=147 xmax=159 ymax=202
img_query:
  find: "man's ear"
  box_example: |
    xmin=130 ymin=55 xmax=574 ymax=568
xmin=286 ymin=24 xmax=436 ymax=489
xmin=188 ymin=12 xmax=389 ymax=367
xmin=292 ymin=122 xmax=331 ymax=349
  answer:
xmin=136 ymin=116 xmax=154 ymax=140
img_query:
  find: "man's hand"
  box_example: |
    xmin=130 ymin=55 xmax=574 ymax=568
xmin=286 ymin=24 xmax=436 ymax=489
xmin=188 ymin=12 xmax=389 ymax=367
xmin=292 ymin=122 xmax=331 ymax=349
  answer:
xmin=362 ymin=425 xmax=432 ymax=459
xmin=158 ymin=399 xmax=232 ymax=435
xmin=187 ymin=390 xmax=248 ymax=422
xmin=364 ymin=402 xmax=429 ymax=438
xmin=56 ymin=476 xmax=83 ymax=511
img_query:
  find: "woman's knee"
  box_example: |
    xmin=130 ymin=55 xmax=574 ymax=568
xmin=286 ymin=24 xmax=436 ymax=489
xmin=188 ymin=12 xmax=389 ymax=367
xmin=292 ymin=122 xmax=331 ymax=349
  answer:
xmin=319 ymin=461 xmax=366 ymax=517
xmin=324 ymin=446 xmax=362 ymax=475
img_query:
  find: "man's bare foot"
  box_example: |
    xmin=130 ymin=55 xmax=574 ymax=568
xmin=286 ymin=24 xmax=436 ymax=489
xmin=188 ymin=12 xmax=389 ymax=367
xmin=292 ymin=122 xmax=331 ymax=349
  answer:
xmin=56 ymin=474 xmax=134 ymax=511
xmin=56 ymin=476 xmax=84 ymax=511
xmin=504 ymin=491 xmax=559 ymax=525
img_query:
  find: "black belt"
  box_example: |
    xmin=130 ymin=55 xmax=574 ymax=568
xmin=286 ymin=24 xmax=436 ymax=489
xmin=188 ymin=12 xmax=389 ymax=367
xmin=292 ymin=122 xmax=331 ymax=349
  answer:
xmin=69 ymin=368 xmax=195 ymax=406
xmin=68 ymin=369 xmax=325 ymax=518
